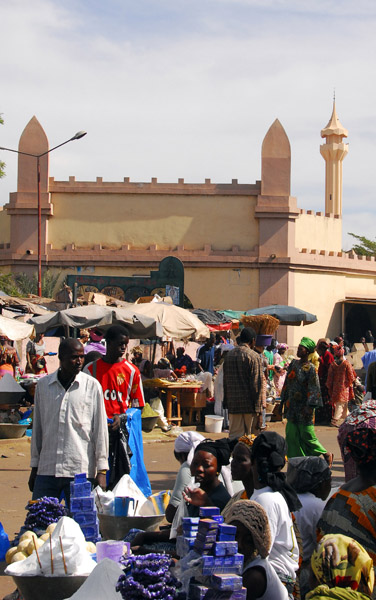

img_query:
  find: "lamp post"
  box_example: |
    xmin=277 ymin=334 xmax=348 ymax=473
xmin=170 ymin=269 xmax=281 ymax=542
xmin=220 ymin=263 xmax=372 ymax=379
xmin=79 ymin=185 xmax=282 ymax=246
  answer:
xmin=0 ymin=131 xmax=87 ymax=296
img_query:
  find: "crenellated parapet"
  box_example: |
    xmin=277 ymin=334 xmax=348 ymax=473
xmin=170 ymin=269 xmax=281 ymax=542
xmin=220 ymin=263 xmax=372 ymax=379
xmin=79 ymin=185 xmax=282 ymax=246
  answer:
xmin=48 ymin=176 xmax=261 ymax=196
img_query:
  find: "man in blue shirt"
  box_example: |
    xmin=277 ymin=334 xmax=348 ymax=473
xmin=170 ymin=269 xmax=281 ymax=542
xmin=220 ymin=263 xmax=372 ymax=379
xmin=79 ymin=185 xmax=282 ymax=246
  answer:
xmin=361 ymin=341 xmax=376 ymax=387
xmin=197 ymin=335 xmax=215 ymax=375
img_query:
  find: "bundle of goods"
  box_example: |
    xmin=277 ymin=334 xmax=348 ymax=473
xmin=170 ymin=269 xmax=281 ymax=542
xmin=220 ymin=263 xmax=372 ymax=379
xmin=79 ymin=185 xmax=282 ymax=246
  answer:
xmin=5 ymin=516 xmax=97 ymax=576
xmin=240 ymin=314 xmax=279 ymax=335
xmin=23 ymin=497 xmax=67 ymax=535
xmin=70 ymin=473 xmax=100 ymax=543
xmin=175 ymin=507 xmax=246 ymax=600
xmin=116 ymin=553 xmax=182 ymax=600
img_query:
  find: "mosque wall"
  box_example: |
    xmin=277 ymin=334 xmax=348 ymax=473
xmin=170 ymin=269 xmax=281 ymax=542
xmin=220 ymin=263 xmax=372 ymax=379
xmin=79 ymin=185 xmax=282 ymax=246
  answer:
xmin=184 ymin=266 xmax=259 ymax=311
xmin=294 ymin=211 xmax=342 ymax=253
xmin=289 ymin=270 xmax=345 ymax=345
xmin=48 ymin=189 xmax=259 ymax=252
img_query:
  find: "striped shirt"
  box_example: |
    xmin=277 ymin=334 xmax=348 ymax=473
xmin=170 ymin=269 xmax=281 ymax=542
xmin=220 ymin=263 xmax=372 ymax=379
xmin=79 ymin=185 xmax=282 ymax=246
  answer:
xmin=30 ymin=370 xmax=109 ymax=478
xmin=84 ymin=358 xmax=145 ymax=418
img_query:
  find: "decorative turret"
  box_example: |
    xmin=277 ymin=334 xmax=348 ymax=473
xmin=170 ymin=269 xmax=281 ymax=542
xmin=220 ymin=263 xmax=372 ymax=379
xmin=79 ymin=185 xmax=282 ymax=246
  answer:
xmin=320 ymin=100 xmax=348 ymax=216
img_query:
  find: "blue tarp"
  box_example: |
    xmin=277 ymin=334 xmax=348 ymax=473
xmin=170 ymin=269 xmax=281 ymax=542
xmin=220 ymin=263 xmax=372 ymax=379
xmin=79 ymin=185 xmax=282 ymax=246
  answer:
xmin=126 ymin=408 xmax=152 ymax=497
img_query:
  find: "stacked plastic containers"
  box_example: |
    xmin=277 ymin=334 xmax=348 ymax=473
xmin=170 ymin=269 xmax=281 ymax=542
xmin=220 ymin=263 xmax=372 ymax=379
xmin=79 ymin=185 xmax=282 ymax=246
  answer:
xmin=70 ymin=473 xmax=100 ymax=543
xmin=176 ymin=506 xmax=246 ymax=600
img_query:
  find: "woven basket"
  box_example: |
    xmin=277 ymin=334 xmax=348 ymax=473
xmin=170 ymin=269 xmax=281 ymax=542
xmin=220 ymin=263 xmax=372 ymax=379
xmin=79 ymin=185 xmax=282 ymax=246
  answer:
xmin=240 ymin=314 xmax=280 ymax=334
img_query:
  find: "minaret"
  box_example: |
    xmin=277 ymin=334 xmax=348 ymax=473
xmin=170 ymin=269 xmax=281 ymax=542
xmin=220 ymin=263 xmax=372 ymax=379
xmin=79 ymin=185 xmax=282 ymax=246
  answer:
xmin=320 ymin=100 xmax=348 ymax=216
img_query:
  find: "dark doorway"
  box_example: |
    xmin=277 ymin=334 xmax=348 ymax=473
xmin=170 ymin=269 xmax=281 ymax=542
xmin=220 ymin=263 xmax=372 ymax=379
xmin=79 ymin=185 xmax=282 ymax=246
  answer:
xmin=345 ymin=302 xmax=376 ymax=345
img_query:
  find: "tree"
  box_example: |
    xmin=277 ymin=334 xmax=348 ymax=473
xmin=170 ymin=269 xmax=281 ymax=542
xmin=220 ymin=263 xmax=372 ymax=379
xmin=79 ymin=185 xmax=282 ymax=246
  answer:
xmin=0 ymin=114 xmax=5 ymax=179
xmin=0 ymin=270 xmax=63 ymax=297
xmin=0 ymin=273 xmax=21 ymax=296
xmin=14 ymin=271 xmax=62 ymax=298
xmin=348 ymin=232 xmax=376 ymax=256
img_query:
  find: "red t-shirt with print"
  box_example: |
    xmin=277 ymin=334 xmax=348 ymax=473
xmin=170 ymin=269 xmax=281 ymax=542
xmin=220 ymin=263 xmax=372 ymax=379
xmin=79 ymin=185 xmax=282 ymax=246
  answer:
xmin=86 ymin=358 xmax=145 ymax=419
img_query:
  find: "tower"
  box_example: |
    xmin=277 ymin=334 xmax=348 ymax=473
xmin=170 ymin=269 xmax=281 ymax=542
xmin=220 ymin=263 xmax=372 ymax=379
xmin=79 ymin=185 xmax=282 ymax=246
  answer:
xmin=320 ymin=100 xmax=348 ymax=216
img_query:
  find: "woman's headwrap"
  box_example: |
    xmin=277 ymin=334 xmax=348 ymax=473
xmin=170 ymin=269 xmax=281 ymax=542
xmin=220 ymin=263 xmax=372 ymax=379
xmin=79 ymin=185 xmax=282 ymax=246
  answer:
xmin=194 ymin=438 xmax=232 ymax=470
xmin=131 ymin=346 xmax=143 ymax=355
xmin=287 ymin=456 xmax=331 ymax=494
xmin=334 ymin=345 xmax=345 ymax=358
xmin=311 ymin=534 xmax=374 ymax=596
xmin=300 ymin=337 xmax=316 ymax=353
xmin=174 ymin=431 xmax=205 ymax=462
xmin=226 ymin=500 xmax=271 ymax=559
xmin=344 ymin=428 xmax=376 ymax=465
xmin=89 ymin=329 xmax=103 ymax=342
xmin=277 ymin=343 xmax=288 ymax=351
xmin=251 ymin=432 xmax=302 ymax=512
xmin=237 ymin=434 xmax=257 ymax=454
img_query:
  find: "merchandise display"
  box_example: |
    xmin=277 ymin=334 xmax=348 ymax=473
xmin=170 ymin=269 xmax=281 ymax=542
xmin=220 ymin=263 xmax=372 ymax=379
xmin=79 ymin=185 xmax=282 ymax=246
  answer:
xmin=175 ymin=507 xmax=246 ymax=600
xmin=116 ymin=553 xmax=182 ymax=600
xmin=70 ymin=473 xmax=100 ymax=543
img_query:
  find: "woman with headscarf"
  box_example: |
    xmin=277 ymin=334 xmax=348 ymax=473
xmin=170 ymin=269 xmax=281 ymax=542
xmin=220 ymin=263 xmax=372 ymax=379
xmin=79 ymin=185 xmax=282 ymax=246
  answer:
xmin=165 ymin=431 xmax=205 ymax=522
xmin=222 ymin=434 xmax=256 ymax=520
xmin=273 ymin=343 xmax=289 ymax=396
xmin=131 ymin=437 xmax=231 ymax=554
xmin=337 ymin=400 xmax=376 ymax=482
xmin=317 ymin=429 xmax=376 ymax=571
xmin=225 ymin=500 xmax=288 ymax=600
xmin=249 ymin=431 xmax=301 ymax=595
xmin=316 ymin=338 xmax=335 ymax=424
xmin=281 ymin=337 xmax=333 ymax=465
xmin=287 ymin=456 xmax=332 ymax=598
xmin=182 ymin=438 xmax=232 ymax=516
xmin=326 ymin=345 xmax=357 ymax=427
xmin=307 ymin=534 xmax=374 ymax=600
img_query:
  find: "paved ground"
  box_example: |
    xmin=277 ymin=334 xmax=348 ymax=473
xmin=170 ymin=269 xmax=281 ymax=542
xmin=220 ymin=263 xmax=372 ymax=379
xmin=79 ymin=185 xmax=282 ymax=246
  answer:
xmin=0 ymin=421 xmax=343 ymax=596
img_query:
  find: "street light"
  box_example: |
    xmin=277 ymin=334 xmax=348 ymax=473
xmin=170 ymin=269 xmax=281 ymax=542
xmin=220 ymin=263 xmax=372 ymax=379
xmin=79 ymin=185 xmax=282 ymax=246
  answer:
xmin=0 ymin=131 xmax=87 ymax=296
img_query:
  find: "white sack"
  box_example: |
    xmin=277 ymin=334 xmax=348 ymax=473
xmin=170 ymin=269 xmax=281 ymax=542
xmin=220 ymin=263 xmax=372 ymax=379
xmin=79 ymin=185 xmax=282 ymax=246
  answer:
xmin=5 ymin=517 xmax=96 ymax=577
xmin=64 ymin=558 xmax=123 ymax=600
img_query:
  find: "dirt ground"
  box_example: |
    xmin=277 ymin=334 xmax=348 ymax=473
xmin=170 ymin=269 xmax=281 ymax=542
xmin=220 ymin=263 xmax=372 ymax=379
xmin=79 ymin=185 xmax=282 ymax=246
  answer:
xmin=0 ymin=422 xmax=344 ymax=597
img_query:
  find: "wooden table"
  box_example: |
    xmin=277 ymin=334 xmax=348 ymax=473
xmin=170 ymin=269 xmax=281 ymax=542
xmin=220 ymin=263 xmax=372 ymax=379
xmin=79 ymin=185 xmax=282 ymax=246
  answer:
xmin=143 ymin=380 xmax=202 ymax=425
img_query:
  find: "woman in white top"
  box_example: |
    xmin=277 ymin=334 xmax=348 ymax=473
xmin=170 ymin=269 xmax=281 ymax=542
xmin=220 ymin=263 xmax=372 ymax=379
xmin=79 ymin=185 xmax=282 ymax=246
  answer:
xmin=226 ymin=499 xmax=288 ymax=600
xmin=249 ymin=432 xmax=301 ymax=596
xmin=286 ymin=455 xmax=332 ymax=598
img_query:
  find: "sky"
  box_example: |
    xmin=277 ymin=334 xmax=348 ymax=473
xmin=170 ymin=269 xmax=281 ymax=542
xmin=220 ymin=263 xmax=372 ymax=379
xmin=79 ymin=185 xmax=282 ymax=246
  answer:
xmin=1 ymin=0 xmax=376 ymax=250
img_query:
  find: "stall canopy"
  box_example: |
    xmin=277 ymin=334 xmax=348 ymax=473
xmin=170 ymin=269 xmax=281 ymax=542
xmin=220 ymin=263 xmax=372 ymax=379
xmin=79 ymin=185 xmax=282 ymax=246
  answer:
xmin=192 ymin=309 xmax=232 ymax=331
xmin=246 ymin=305 xmax=317 ymax=326
xmin=28 ymin=305 xmax=163 ymax=339
xmin=217 ymin=310 xmax=245 ymax=321
xmin=0 ymin=314 xmax=35 ymax=341
xmin=123 ymin=302 xmax=210 ymax=340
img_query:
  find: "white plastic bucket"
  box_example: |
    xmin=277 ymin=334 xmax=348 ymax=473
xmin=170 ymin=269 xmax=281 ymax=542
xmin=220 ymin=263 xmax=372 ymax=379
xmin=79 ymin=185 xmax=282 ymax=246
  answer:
xmin=205 ymin=415 xmax=224 ymax=433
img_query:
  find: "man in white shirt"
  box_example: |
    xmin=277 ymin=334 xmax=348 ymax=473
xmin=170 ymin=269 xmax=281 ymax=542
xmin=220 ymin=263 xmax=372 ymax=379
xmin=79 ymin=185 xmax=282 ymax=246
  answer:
xmin=29 ymin=338 xmax=109 ymax=508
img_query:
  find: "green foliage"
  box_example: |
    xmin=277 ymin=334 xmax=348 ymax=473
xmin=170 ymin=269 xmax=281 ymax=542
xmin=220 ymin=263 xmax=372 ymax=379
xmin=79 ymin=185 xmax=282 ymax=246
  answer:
xmin=0 ymin=270 xmax=63 ymax=298
xmin=0 ymin=113 xmax=5 ymax=179
xmin=14 ymin=271 xmax=62 ymax=297
xmin=0 ymin=273 xmax=22 ymax=296
xmin=348 ymin=232 xmax=376 ymax=256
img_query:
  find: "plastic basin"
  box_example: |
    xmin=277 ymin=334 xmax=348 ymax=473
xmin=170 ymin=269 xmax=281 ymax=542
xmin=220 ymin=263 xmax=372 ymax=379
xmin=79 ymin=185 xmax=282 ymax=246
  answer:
xmin=12 ymin=575 xmax=87 ymax=600
xmin=0 ymin=423 xmax=28 ymax=439
xmin=98 ymin=514 xmax=165 ymax=540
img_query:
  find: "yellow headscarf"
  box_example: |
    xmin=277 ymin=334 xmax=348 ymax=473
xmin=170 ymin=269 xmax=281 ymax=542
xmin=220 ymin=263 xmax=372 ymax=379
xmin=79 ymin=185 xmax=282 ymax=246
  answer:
xmin=309 ymin=534 xmax=374 ymax=597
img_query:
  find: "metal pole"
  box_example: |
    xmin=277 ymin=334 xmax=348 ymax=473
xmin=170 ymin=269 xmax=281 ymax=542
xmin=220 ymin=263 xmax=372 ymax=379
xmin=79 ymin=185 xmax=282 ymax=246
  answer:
xmin=37 ymin=156 xmax=42 ymax=297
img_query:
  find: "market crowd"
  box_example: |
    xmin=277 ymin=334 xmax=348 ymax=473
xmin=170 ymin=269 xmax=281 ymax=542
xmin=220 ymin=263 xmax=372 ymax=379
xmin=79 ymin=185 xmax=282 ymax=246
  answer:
xmin=1 ymin=326 xmax=376 ymax=600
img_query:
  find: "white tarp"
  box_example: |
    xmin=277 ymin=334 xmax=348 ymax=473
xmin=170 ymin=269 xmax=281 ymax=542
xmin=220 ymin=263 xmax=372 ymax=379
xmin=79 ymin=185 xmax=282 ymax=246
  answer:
xmin=0 ymin=314 xmax=35 ymax=341
xmin=123 ymin=302 xmax=210 ymax=340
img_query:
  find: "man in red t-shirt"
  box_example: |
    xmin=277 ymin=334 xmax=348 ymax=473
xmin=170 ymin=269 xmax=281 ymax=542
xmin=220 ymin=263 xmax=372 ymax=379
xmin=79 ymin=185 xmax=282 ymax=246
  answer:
xmin=85 ymin=325 xmax=145 ymax=427
xmin=85 ymin=325 xmax=146 ymax=488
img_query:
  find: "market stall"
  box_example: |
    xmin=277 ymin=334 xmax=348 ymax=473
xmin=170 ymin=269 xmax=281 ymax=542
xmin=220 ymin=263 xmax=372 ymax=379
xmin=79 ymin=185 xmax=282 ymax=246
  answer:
xmin=27 ymin=305 xmax=163 ymax=339
xmin=142 ymin=379 xmax=203 ymax=426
